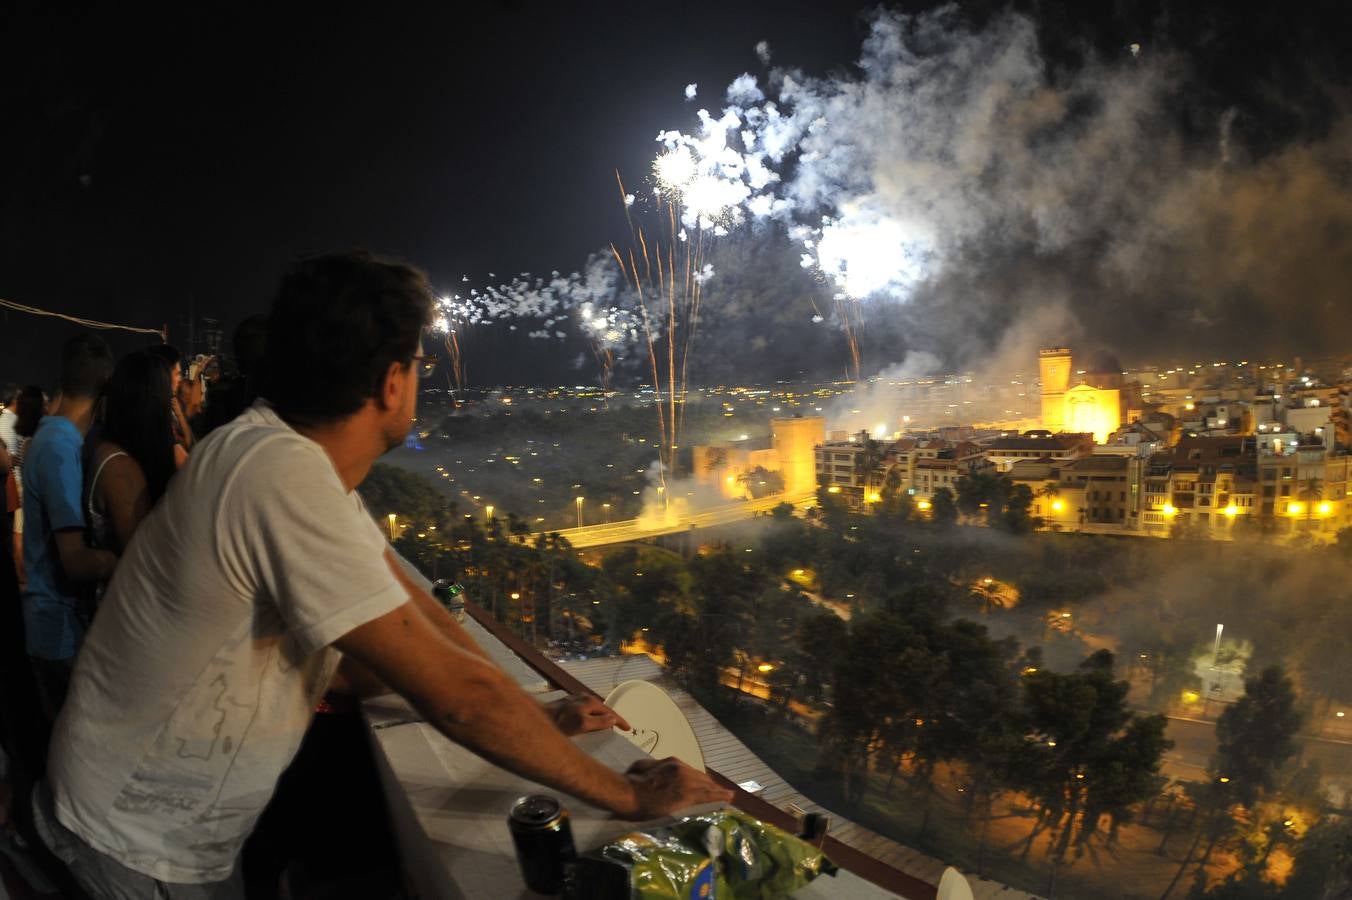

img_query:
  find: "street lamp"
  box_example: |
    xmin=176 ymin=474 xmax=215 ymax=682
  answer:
xmin=602 ymin=502 xmax=611 ymax=523
xmin=387 ymin=513 xmax=397 ymax=541
xmin=576 ymin=496 xmax=585 ymax=528
xmin=485 ymin=504 xmax=494 ymax=522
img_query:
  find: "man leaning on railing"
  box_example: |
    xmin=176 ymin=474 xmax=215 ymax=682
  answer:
xmin=34 ymin=250 xmax=730 ymax=899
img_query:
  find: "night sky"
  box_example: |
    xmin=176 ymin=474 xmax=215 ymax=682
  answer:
xmin=3 ymin=1 xmax=1351 ymax=388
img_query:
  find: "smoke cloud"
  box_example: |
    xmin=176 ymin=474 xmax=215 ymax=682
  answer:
xmin=446 ymin=6 xmax=1352 ymax=387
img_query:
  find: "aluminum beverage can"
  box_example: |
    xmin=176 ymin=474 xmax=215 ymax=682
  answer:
xmin=431 ymin=579 xmax=466 ymax=623
xmin=509 ymin=794 xmax=576 ymax=894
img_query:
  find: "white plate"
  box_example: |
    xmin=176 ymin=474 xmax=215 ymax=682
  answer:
xmin=603 ymin=680 xmax=705 ymax=772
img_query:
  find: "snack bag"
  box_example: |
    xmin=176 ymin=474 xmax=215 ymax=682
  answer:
xmin=565 ymin=809 xmax=835 ymax=899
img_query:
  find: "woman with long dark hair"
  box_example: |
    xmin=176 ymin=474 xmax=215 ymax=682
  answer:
xmin=146 ymin=343 xmax=192 ymax=466
xmin=86 ymin=351 xmax=177 ymax=555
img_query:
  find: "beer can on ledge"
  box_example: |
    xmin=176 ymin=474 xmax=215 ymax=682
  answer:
xmin=431 ymin=579 xmax=466 ymax=623
xmin=509 ymin=794 xmax=576 ymax=894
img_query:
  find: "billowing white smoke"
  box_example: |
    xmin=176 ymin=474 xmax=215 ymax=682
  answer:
xmin=650 ymin=8 xmax=1183 ymax=305
xmin=633 ymin=459 xmax=731 ymax=528
xmin=444 ymin=6 xmax=1352 ymax=380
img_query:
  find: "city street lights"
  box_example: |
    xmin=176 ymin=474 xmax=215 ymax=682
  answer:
xmin=576 ymin=496 xmax=585 ymax=528
xmin=387 ymin=513 xmax=397 ymax=541
xmin=602 ymin=502 xmax=611 ymax=523
xmin=485 ymin=504 xmax=494 ymax=522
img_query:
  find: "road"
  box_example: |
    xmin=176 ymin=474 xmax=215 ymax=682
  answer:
xmin=530 ymin=492 xmax=816 ymax=548
xmin=1153 ymin=713 xmax=1352 ymax=804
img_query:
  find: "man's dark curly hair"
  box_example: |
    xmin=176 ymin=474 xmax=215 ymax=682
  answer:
xmin=261 ymin=251 xmax=434 ymax=425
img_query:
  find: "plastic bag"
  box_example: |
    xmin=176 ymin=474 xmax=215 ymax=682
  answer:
xmin=564 ymin=808 xmax=836 ymax=899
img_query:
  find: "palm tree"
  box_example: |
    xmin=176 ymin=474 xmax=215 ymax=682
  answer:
xmin=1298 ymin=476 xmax=1324 ymax=528
xmin=1036 ymin=482 xmax=1061 ymax=520
xmin=970 ymin=578 xmax=1006 ymax=615
xmin=853 ymin=437 xmax=885 ymax=506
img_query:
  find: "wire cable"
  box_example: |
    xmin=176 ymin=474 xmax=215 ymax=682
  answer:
xmin=0 ymin=297 xmax=165 ymax=339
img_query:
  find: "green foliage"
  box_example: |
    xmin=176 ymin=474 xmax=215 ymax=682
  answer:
xmin=1214 ymin=666 xmax=1303 ymax=807
xmin=359 ymin=463 xmax=453 ymax=527
xmin=953 ymin=471 xmax=1038 ymax=532
xmin=1014 ymin=652 xmax=1173 ymax=857
xmin=737 ymin=465 xmax=784 ymax=499
xmin=930 ymin=486 xmax=958 ymax=527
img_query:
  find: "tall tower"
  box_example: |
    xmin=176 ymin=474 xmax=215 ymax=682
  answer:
xmin=771 ymin=416 xmax=826 ymax=495
xmin=1039 ymin=348 xmax=1072 ymax=432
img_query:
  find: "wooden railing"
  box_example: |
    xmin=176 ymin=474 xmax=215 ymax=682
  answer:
xmin=466 ymin=601 xmax=940 ymax=900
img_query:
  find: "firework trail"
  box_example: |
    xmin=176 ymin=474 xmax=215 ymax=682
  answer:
xmin=608 ymin=156 xmax=730 ymax=508
xmin=431 ymin=261 xmax=640 ymax=398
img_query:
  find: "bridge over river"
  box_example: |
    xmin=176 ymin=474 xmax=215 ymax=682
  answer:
xmin=530 ymin=492 xmax=816 ymax=549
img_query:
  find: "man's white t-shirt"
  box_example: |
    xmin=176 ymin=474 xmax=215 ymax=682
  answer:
xmin=48 ymin=402 xmax=411 ymax=883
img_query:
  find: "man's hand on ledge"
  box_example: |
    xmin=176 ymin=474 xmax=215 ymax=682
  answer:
xmin=546 ymin=693 xmax=631 ymax=737
xmin=619 ymin=757 xmax=733 ymax=821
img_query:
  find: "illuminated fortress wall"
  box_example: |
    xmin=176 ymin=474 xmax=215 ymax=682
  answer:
xmin=772 ymin=416 xmax=826 ymax=495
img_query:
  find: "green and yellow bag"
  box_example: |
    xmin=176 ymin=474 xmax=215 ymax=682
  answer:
xmin=564 ymin=809 xmax=836 ymax=899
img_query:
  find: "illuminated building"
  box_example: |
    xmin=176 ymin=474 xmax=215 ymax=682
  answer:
xmin=772 ymin=416 xmax=826 ymax=495
xmin=1039 ymin=348 xmax=1072 ymax=431
xmin=814 ymin=434 xmax=987 ymax=512
xmin=1141 ymin=436 xmax=1260 ymax=536
xmin=1039 ymin=347 xmax=1125 ymax=442
xmin=1009 ymin=456 xmax=1138 ymax=531
xmin=1256 ymin=433 xmax=1351 ymax=537
xmin=982 ymin=433 xmax=1093 ymax=472
xmin=814 ymin=432 xmax=880 ymax=510
xmin=692 ymin=415 xmax=824 ymax=500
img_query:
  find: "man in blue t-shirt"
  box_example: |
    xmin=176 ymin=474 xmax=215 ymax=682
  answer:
xmin=22 ymin=333 xmax=118 ymax=720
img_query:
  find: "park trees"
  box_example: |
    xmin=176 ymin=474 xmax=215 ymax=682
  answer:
xmin=359 ymin=462 xmax=453 ymax=529
xmin=736 ymin=465 xmax=784 ymax=499
xmin=929 ymin=486 xmax=958 ymax=527
xmin=1214 ymin=667 xmax=1303 ymax=807
xmin=1015 ymin=651 xmax=1173 ymax=861
xmin=955 ymin=471 xmax=1038 ymax=532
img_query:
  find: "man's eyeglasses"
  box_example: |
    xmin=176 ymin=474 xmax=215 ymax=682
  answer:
xmin=411 ymin=354 xmax=439 ymax=379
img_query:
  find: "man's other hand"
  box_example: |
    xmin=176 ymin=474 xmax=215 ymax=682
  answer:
xmin=546 ymin=693 xmax=631 ymax=736
xmin=619 ymin=757 xmax=732 ymax=821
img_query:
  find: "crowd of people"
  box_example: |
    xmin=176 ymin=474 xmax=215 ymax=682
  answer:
xmin=0 ymin=251 xmax=727 ymax=900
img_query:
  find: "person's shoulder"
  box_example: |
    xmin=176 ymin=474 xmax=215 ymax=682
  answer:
xmin=207 ymin=406 xmax=329 ymax=480
xmin=29 ymin=417 xmax=76 ymax=456
xmin=95 ymin=442 xmax=143 ymax=478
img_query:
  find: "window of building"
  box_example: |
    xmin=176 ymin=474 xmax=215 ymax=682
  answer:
xmin=1280 ymin=485 xmax=1291 ymax=496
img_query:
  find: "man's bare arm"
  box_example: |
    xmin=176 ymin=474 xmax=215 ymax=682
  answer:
xmin=327 ymin=550 xmax=515 ymax=701
xmin=333 ymin=599 xmax=730 ymax=819
xmin=54 ymin=530 xmax=117 ymax=584
xmin=328 ymin=654 xmax=390 ymax=699
xmin=383 ymin=549 xmax=492 ymax=662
